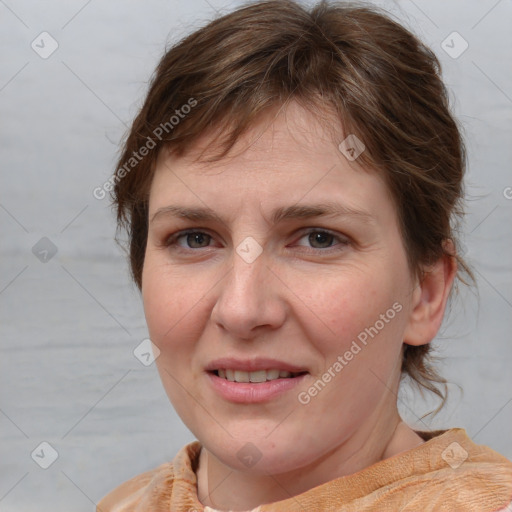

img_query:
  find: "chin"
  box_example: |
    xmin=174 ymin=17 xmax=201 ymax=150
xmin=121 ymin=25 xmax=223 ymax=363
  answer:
xmin=201 ymin=430 xmax=316 ymax=476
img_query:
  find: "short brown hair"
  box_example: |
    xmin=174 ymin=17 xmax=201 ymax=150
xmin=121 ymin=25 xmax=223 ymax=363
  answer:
xmin=112 ymin=0 xmax=473 ymax=408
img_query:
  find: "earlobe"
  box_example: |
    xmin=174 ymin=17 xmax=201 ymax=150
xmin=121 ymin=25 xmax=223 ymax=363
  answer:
xmin=403 ymin=242 xmax=458 ymax=347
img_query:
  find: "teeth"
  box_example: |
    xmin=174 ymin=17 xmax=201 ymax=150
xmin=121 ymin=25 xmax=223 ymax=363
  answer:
xmin=249 ymin=370 xmax=266 ymax=383
xmin=216 ymin=369 xmax=298 ymax=382
xmin=234 ymin=370 xmax=250 ymax=383
xmin=266 ymin=369 xmax=280 ymax=380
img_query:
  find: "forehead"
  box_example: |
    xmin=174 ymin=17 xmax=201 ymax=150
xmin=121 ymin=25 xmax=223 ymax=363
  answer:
xmin=148 ymin=102 xmax=395 ymax=223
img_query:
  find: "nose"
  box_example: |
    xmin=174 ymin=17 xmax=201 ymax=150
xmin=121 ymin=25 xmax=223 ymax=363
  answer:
xmin=210 ymin=246 xmax=287 ymax=340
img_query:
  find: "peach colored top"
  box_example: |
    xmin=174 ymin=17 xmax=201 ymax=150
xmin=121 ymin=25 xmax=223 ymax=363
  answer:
xmin=97 ymin=428 xmax=512 ymax=512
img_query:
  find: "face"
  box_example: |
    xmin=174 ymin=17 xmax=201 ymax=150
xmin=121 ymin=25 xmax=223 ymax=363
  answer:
xmin=142 ymin=102 xmax=417 ymax=475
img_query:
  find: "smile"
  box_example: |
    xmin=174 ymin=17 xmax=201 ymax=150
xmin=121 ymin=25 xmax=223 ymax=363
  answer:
xmin=213 ymin=369 xmax=306 ymax=382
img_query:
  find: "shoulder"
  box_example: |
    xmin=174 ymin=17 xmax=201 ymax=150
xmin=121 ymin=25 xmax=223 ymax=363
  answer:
xmin=401 ymin=462 xmax=512 ymax=512
xmin=401 ymin=428 xmax=512 ymax=511
xmin=96 ymin=462 xmax=175 ymax=512
xmin=96 ymin=440 xmax=202 ymax=512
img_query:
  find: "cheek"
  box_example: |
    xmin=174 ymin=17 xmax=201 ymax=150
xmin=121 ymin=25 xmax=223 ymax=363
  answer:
xmin=301 ymin=271 xmax=399 ymax=343
xmin=300 ymin=281 xmax=404 ymax=402
xmin=142 ymin=260 xmax=205 ymax=410
xmin=142 ymin=258 xmax=202 ymax=348
xmin=299 ymin=267 xmax=409 ymax=393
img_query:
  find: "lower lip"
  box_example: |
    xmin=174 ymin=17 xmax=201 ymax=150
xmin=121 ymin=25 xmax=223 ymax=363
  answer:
xmin=206 ymin=372 xmax=308 ymax=403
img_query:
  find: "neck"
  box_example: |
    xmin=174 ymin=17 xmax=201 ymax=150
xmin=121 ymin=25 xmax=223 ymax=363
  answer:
xmin=196 ymin=404 xmax=424 ymax=511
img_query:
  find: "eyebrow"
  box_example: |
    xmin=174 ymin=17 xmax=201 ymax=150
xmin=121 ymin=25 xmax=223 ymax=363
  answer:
xmin=150 ymin=202 xmax=374 ymax=225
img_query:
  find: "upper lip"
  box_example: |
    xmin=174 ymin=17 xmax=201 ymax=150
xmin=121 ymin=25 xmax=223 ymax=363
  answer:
xmin=205 ymin=357 xmax=308 ymax=373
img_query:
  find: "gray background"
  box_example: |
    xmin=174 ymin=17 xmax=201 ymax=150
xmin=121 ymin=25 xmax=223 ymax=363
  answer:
xmin=1 ymin=0 xmax=511 ymax=510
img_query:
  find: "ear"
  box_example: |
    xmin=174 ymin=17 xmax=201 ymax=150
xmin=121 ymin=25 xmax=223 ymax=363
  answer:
xmin=403 ymin=240 xmax=458 ymax=346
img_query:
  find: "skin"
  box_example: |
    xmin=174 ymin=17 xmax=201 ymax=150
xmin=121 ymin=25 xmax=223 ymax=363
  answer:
xmin=142 ymin=102 xmax=457 ymax=511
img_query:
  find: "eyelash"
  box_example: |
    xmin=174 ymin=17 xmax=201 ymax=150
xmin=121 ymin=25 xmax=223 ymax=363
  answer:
xmin=162 ymin=228 xmax=350 ymax=254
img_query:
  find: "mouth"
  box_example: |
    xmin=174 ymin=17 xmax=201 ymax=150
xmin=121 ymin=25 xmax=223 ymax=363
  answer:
xmin=209 ymin=368 xmax=308 ymax=383
xmin=205 ymin=358 xmax=309 ymax=403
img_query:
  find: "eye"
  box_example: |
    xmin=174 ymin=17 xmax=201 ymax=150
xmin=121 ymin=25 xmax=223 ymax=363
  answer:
xmin=294 ymin=229 xmax=349 ymax=251
xmin=162 ymin=228 xmax=349 ymax=254
xmin=165 ymin=230 xmax=213 ymax=250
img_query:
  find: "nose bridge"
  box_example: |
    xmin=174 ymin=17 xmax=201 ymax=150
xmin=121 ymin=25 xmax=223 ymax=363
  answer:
xmin=224 ymin=244 xmax=268 ymax=315
xmin=230 ymin=252 xmax=264 ymax=301
xmin=224 ymin=217 xmax=268 ymax=299
xmin=211 ymin=240 xmax=285 ymax=338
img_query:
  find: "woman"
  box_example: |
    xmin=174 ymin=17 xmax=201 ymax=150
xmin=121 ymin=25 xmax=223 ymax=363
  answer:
xmin=98 ymin=1 xmax=512 ymax=510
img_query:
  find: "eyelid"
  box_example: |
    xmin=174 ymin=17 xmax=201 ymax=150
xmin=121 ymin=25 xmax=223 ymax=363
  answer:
xmin=163 ymin=228 xmax=216 ymax=248
xmin=163 ymin=227 xmax=350 ymax=252
xmin=293 ymin=228 xmax=350 ymax=252
xmin=296 ymin=227 xmax=349 ymax=243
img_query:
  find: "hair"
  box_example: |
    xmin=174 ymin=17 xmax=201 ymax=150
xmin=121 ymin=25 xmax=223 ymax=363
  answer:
xmin=111 ymin=0 xmax=474 ymax=410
